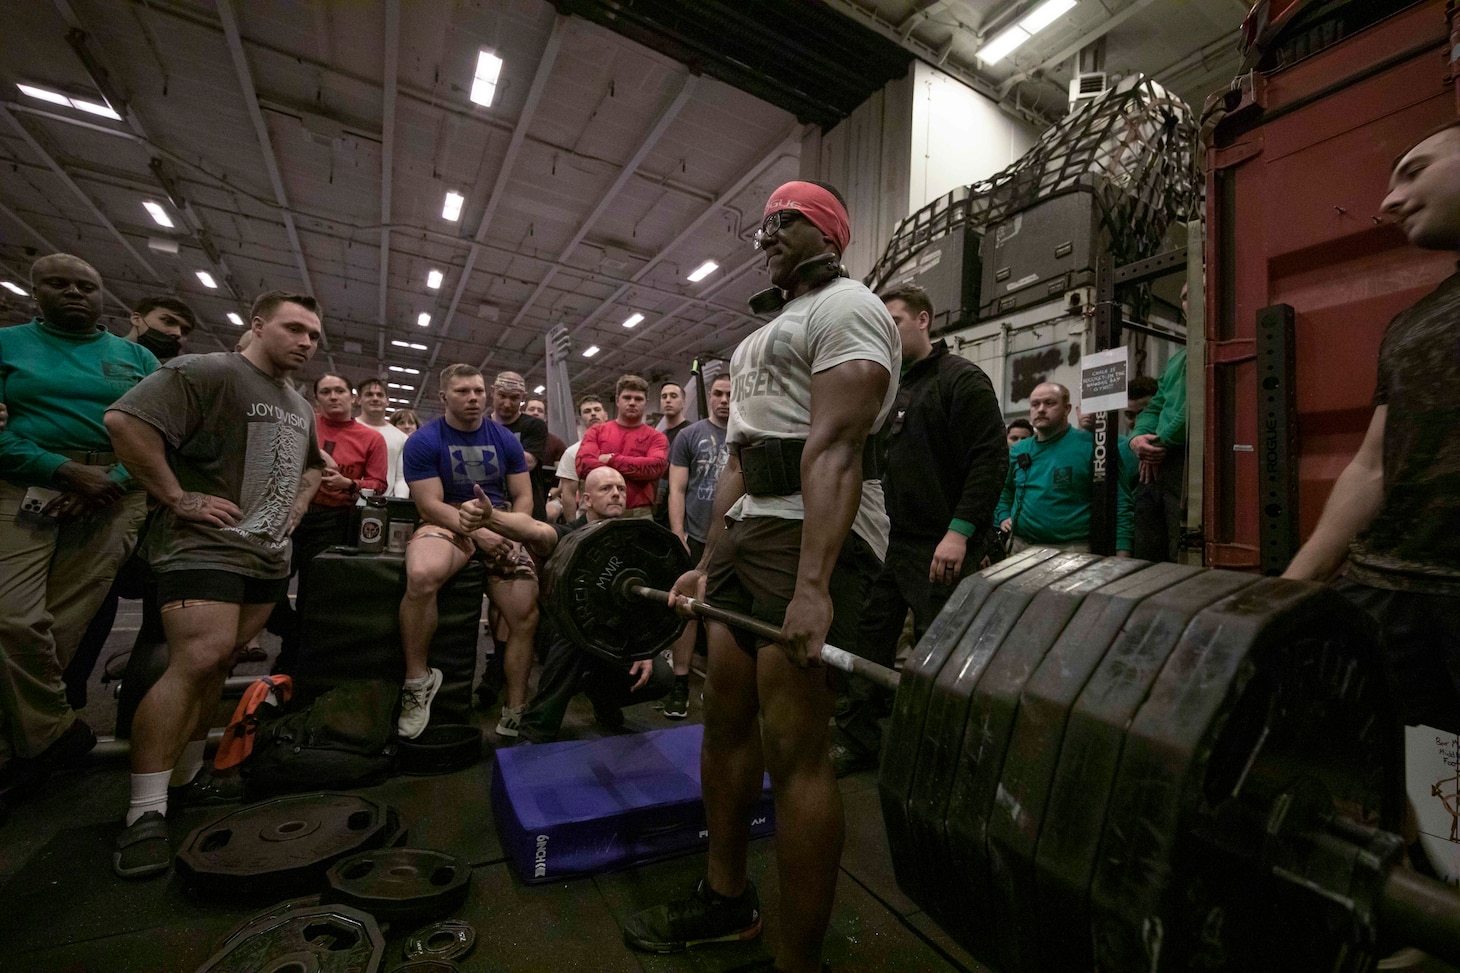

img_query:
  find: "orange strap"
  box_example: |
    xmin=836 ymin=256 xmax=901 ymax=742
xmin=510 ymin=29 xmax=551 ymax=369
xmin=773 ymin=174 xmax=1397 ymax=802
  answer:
xmin=213 ymin=674 xmax=293 ymax=771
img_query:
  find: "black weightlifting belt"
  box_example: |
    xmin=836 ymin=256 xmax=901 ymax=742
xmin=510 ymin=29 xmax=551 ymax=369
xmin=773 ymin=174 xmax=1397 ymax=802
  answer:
xmin=739 ymin=437 xmax=884 ymax=497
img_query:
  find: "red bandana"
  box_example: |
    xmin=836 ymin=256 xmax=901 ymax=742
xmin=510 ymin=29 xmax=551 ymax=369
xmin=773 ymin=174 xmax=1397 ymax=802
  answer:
xmin=763 ymin=182 xmax=850 ymax=255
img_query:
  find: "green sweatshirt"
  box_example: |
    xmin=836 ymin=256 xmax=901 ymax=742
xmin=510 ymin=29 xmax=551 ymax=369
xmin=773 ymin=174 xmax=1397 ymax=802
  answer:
xmin=0 ymin=318 xmax=157 ymax=487
xmin=1131 ymin=349 xmax=1187 ymax=447
xmin=994 ymin=423 xmax=1135 ymax=551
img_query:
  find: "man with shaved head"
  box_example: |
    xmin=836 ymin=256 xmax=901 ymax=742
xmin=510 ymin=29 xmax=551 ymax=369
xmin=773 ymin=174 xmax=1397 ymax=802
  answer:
xmin=0 ymin=254 xmax=158 ymax=805
xmin=1286 ymin=121 xmax=1460 ymax=743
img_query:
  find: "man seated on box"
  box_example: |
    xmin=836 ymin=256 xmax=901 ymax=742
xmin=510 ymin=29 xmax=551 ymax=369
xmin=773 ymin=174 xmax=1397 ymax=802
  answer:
xmin=459 ymin=465 xmax=673 ymax=742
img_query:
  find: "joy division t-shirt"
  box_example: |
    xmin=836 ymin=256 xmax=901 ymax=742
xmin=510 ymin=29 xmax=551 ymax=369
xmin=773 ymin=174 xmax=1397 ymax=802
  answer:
xmin=725 ymin=276 xmax=899 ymax=560
xmin=108 ymin=352 xmax=324 ymax=579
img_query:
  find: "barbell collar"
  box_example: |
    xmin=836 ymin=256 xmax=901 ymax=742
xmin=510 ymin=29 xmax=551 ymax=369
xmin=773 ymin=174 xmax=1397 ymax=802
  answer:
xmin=627 ymin=584 xmax=901 ymax=693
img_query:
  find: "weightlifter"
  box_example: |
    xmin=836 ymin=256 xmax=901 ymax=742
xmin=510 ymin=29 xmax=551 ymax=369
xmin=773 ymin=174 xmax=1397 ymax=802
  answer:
xmin=398 ymin=363 xmax=537 ymax=740
xmin=1285 ymin=121 xmax=1460 ymax=738
xmin=458 ymin=465 xmax=673 ymax=741
xmin=620 ymin=181 xmax=898 ymax=973
xmin=104 ymin=291 xmax=326 ymax=878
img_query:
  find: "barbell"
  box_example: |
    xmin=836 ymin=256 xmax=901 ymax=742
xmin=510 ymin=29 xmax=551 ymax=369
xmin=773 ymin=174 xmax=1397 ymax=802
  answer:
xmin=539 ymin=519 xmax=1460 ymax=971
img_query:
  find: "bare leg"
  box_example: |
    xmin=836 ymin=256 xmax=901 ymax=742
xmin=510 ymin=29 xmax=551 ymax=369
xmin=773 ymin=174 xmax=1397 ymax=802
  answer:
xmin=701 ymin=622 xmax=764 ymax=899
xmin=669 ymin=621 xmax=696 ymax=677
xmin=758 ymin=644 xmax=843 ymax=973
xmin=488 ymin=578 xmax=538 ymax=710
xmin=399 ymin=536 xmax=468 ymax=680
xmin=182 ymin=603 xmax=274 ymax=747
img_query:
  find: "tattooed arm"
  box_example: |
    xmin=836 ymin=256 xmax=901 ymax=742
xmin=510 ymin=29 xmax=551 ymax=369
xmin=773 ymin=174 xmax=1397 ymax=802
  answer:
xmin=285 ymin=467 xmax=323 ymax=535
xmin=105 ymin=410 xmax=241 ymax=528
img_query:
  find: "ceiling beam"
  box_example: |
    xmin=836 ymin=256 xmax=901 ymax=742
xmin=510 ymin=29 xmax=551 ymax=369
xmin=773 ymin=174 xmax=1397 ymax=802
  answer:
xmin=477 ymin=73 xmax=701 ymax=374
xmin=410 ymin=15 xmax=568 ymax=408
xmin=378 ymin=0 xmax=400 ymax=350
xmin=997 ymin=0 xmax=1163 ymax=95
xmin=0 ymin=199 xmax=130 ymax=315
xmin=0 ymin=105 xmax=163 ymax=283
xmin=215 ymin=0 xmax=335 ymax=367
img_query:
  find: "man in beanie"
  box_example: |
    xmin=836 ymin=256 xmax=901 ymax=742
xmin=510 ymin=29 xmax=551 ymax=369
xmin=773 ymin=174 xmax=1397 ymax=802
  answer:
xmin=621 ymin=181 xmax=898 ymax=973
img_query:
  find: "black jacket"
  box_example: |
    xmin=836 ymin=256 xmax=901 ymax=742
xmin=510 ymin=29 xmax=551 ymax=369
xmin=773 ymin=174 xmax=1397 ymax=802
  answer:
xmin=882 ymin=341 xmax=1008 ymax=546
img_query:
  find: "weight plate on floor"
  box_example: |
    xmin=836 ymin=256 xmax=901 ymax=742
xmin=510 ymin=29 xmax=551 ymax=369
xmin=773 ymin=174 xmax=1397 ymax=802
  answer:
xmin=403 ymin=918 xmax=475 ymax=962
xmin=879 ymin=547 xmax=1058 ymax=907
xmin=1033 ymin=568 xmax=1258 ymax=973
xmin=985 ymin=561 xmax=1197 ymax=973
xmin=907 ymin=551 xmax=1101 ymax=943
xmin=942 ymin=555 xmax=1147 ymax=962
xmin=539 ymin=518 xmax=690 ymax=664
xmin=1090 ymin=578 xmax=1399 ymax=973
xmin=177 ymin=792 xmax=394 ymax=895
xmin=398 ymin=725 xmax=482 ymax=777
xmin=324 ymin=847 xmax=471 ymax=923
xmin=195 ymin=900 xmax=384 ymax=972
xmin=386 ymin=963 xmax=460 ymax=973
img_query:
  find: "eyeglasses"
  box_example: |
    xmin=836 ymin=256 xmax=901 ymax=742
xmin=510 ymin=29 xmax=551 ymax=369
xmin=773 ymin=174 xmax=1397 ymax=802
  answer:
xmin=754 ymin=210 xmax=805 ymax=250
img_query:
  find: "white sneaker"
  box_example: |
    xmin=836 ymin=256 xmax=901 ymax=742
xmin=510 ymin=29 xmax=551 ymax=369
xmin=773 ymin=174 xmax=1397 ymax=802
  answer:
xmin=397 ymin=668 xmax=442 ymax=740
xmin=496 ymin=704 xmax=524 ymax=738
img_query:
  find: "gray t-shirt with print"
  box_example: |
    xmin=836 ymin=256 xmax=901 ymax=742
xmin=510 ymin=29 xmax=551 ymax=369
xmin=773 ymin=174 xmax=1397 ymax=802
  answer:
xmin=108 ymin=352 xmax=323 ymax=579
xmin=669 ymin=418 xmax=728 ymax=543
xmin=725 ymin=276 xmax=899 ymax=560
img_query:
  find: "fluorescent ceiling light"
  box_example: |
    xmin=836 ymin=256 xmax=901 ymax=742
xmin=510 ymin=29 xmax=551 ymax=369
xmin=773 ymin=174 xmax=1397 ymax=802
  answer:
xmin=426 ymin=269 xmax=443 ymax=290
xmin=17 ymin=83 xmax=122 ymax=119
xmin=533 ymin=385 xmax=545 ymax=394
xmin=442 ymin=191 xmax=464 ymax=222
xmin=416 ymin=312 xmax=431 ymax=327
xmin=17 ymin=83 xmax=71 ymax=106
xmin=70 ymin=98 xmax=121 ymax=120
xmin=686 ymin=260 xmax=718 ymax=283
xmin=581 ymin=345 xmax=600 ymax=358
xmin=977 ymin=24 xmax=1030 ymax=63
xmin=470 ymin=51 xmax=504 ymax=107
xmin=226 ymin=312 xmax=244 ymax=326
xmin=2 ymin=281 xmax=27 ymax=296
xmin=390 ymin=339 xmax=428 ymax=350
xmin=1019 ymin=0 xmax=1076 ymax=34
xmin=195 ymin=270 xmax=217 ymax=288
xmin=621 ymin=312 xmax=644 ymax=329
xmin=142 ymin=201 xmax=174 ymax=228
xmin=387 ymin=382 xmax=415 ymax=391
xmin=390 ymin=397 xmax=411 ymax=404
xmin=389 ymin=365 xmax=421 ymax=374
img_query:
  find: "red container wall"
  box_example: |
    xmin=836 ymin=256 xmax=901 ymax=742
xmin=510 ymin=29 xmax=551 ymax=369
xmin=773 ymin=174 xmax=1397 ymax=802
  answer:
xmin=1204 ymin=0 xmax=1454 ymax=570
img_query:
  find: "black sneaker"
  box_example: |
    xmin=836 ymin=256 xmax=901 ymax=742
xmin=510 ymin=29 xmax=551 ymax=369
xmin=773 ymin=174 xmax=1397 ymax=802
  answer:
xmin=622 ymin=878 xmax=762 ymax=953
xmin=167 ymin=771 xmax=244 ymax=811
xmin=828 ymin=741 xmax=876 ymax=778
xmin=663 ymin=680 xmax=689 ymax=721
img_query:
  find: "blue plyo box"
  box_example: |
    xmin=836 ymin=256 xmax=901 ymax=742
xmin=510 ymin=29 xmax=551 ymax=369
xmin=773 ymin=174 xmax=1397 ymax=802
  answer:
xmin=492 ymin=724 xmax=776 ymax=883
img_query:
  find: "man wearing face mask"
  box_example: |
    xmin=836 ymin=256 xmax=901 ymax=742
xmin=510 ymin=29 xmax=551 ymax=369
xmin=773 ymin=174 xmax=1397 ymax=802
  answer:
xmin=0 ymin=255 xmax=158 ymax=806
xmin=66 ymin=296 xmax=201 ymax=709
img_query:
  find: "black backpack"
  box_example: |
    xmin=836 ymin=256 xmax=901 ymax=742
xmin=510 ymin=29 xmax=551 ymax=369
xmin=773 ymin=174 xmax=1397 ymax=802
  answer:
xmin=244 ymin=680 xmax=399 ymax=795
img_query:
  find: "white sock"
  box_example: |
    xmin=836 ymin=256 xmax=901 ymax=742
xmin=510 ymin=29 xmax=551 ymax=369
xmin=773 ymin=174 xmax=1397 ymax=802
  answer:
xmin=168 ymin=740 xmax=206 ymax=787
xmin=126 ymin=770 xmax=172 ymax=825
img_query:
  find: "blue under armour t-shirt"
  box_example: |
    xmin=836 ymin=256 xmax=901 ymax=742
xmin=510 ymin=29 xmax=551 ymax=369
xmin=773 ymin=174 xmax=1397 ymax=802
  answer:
xmin=402 ymin=416 xmax=528 ymax=506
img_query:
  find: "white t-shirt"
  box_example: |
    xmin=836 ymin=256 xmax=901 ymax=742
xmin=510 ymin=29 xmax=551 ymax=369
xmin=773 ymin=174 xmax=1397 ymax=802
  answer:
xmin=725 ymin=276 xmax=899 ymax=560
xmin=557 ymin=440 xmax=582 ymax=484
xmin=358 ymin=417 xmax=410 ymax=498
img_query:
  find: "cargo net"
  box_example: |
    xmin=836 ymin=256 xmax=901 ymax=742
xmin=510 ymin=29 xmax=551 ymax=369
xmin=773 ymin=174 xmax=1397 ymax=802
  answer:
xmin=865 ymin=75 xmax=1201 ymax=292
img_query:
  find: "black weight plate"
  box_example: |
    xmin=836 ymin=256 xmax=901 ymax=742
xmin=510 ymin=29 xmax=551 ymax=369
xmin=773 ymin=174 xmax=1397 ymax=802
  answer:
xmin=195 ymin=900 xmax=384 ymax=973
xmin=941 ymin=555 xmax=1148 ymax=964
xmin=904 ymin=551 xmax=1101 ymax=941
xmin=399 ymin=725 xmax=482 ymax=777
xmin=325 ymin=847 xmax=471 ymax=923
xmin=403 ymin=918 xmax=475 ymax=962
xmin=879 ymin=547 xmax=1059 ymax=907
xmin=1032 ymin=568 xmax=1259 ymax=973
xmin=386 ymin=963 xmax=460 ymax=973
xmin=177 ymin=792 xmax=393 ymax=895
xmin=540 ymin=518 xmax=689 ymax=663
xmin=1090 ymin=578 xmax=1399 ymax=973
xmin=383 ymin=805 xmax=409 ymax=848
xmin=985 ymin=561 xmax=1198 ymax=973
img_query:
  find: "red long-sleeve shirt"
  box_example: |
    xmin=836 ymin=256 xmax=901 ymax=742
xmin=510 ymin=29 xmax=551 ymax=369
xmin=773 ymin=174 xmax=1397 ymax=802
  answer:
xmin=315 ymin=414 xmax=389 ymax=508
xmin=576 ymin=420 xmax=669 ymax=509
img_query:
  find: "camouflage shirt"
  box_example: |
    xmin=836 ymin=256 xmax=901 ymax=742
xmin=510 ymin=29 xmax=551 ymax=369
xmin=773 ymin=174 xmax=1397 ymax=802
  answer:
xmin=1347 ymin=271 xmax=1460 ymax=595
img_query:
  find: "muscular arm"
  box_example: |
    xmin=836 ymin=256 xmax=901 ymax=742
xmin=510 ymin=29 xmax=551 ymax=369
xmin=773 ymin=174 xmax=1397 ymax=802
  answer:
xmin=478 ymin=507 xmax=558 ymax=560
xmin=784 ymin=360 xmax=890 ymax=663
xmin=105 ymin=410 xmax=238 ymax=527
xmin=287 ymin=468 xmax=323 ymax=534
xmin=558 ymin=475 xmax=579 ymax=522
xmin=506 ymin=470 xmax=533 ymax=516
xmin=408 ymin=476 xmax=465 ymax=533
xmin=1283 ymin=406 xmax=1386 ymax=581
xmin=668 ymin=464 xmax=690 ymax=538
